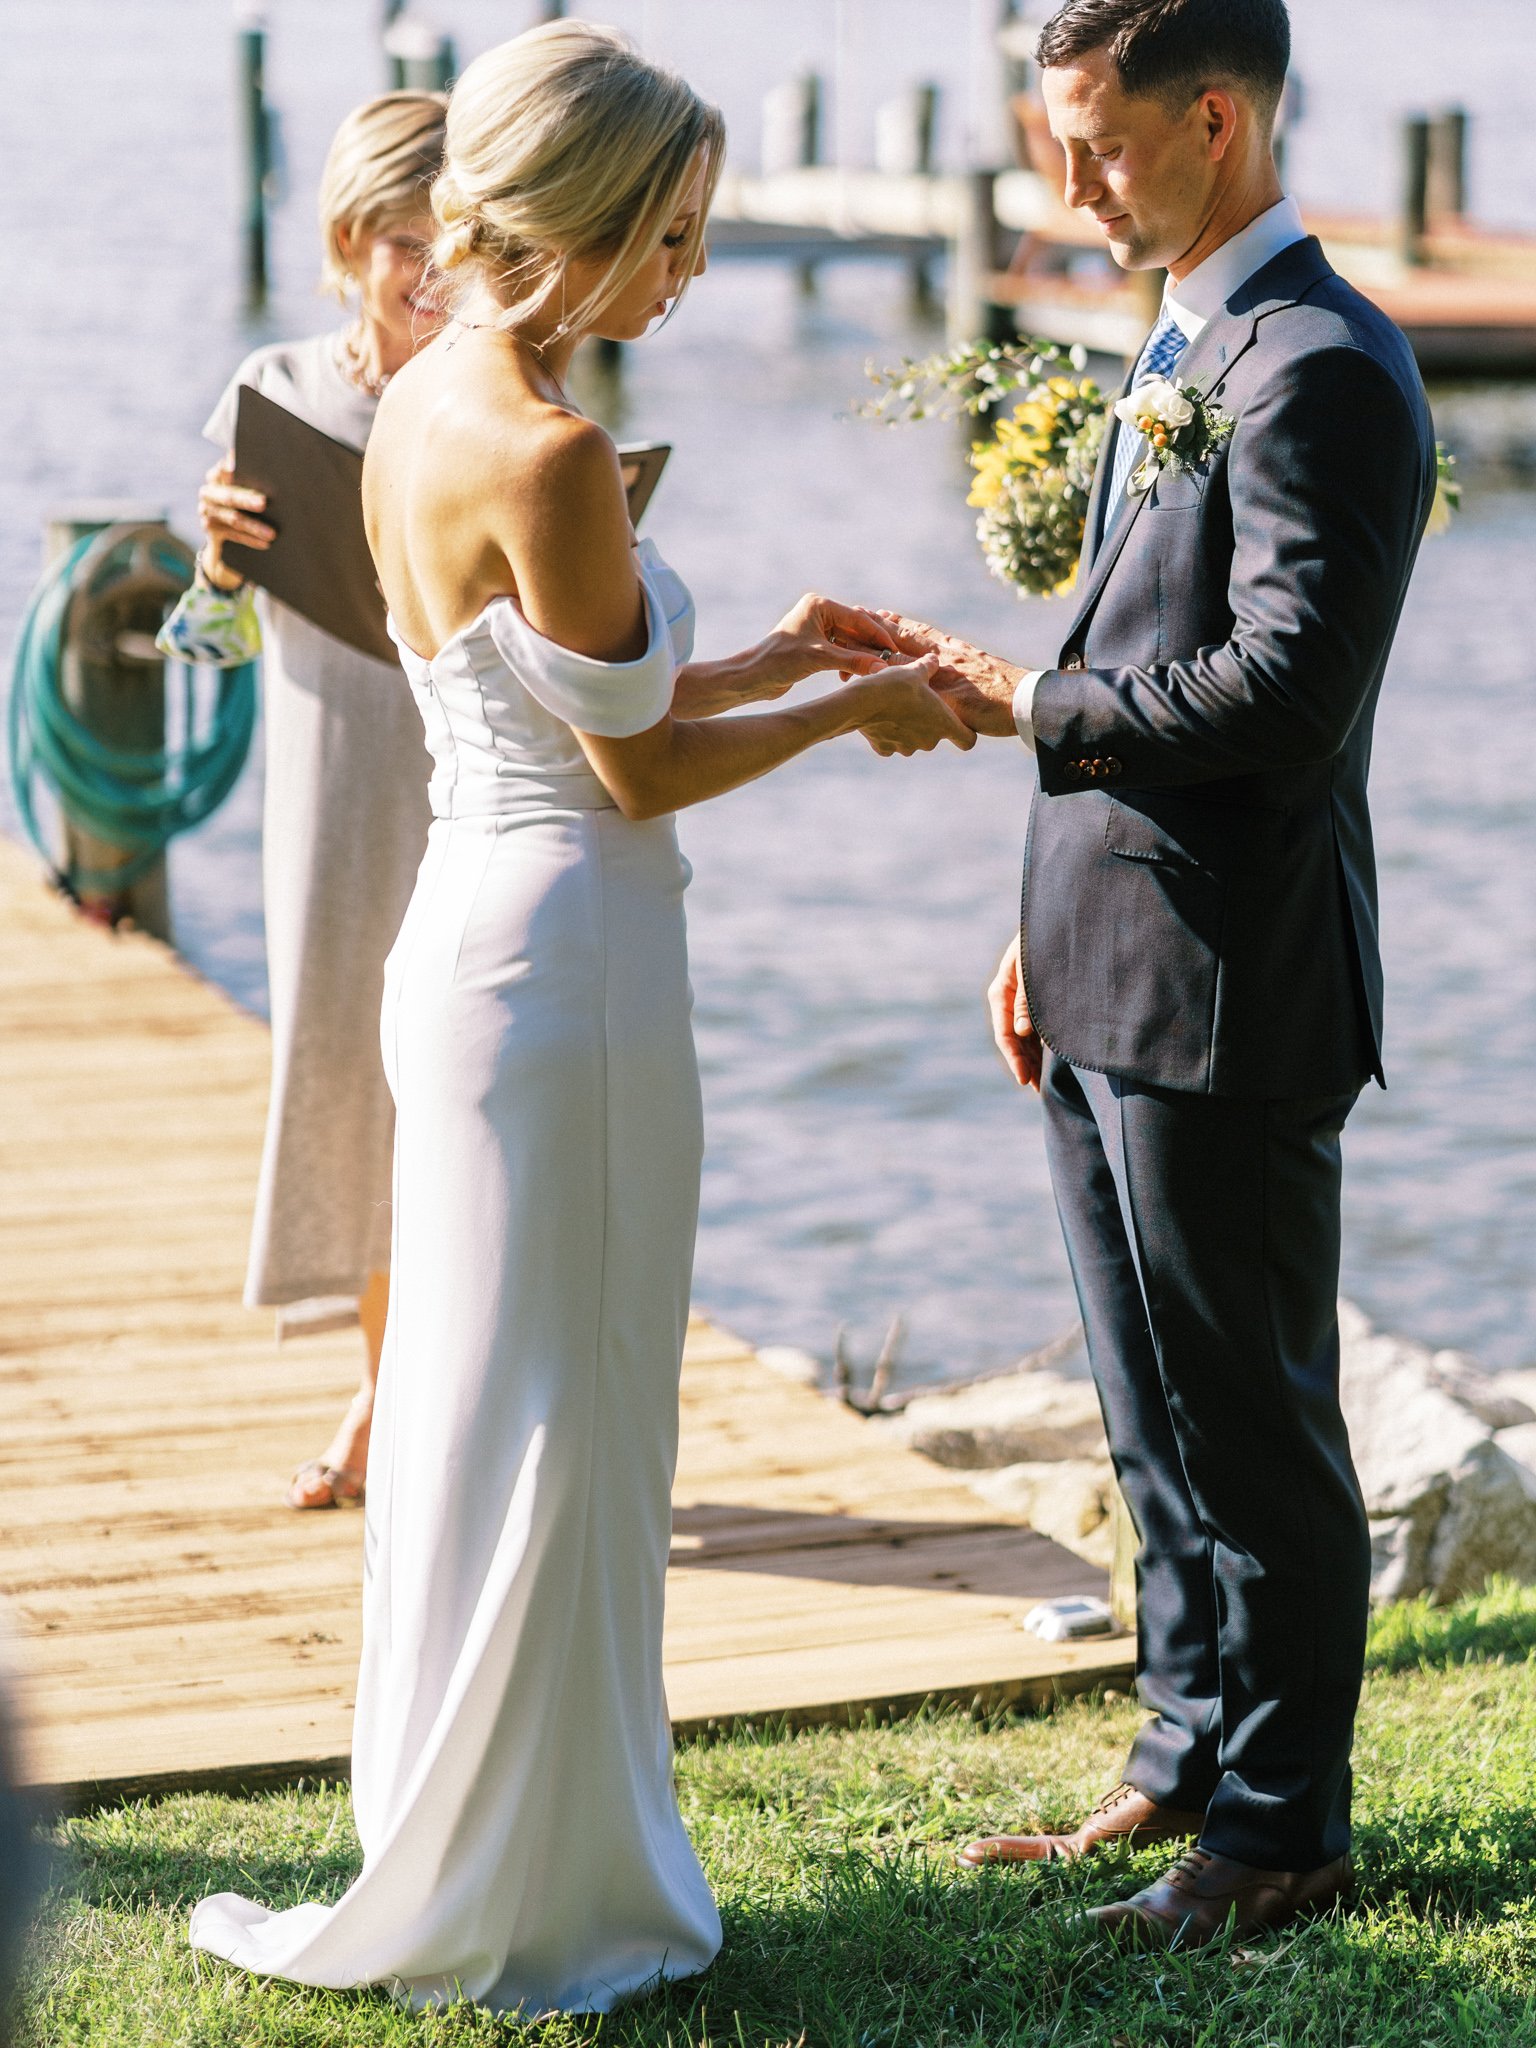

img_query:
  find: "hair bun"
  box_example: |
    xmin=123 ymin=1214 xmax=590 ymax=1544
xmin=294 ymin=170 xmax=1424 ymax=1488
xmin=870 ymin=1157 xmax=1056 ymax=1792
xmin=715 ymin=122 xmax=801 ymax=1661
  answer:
xmin=432 ymin=214 xmax=482 ymax=271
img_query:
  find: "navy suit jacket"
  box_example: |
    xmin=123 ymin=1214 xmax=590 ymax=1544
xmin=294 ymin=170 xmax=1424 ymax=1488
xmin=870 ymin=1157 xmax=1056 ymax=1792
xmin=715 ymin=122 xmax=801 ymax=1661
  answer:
xmin=1022 ymin=237 xmax=1437 ymax=1097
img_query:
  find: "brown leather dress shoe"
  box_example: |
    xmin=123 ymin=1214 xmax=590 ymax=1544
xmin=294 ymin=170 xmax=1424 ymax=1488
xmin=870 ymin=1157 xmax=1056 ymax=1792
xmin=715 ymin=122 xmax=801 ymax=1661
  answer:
xmin=1087 ymin=1845 xmax=1355 ymax=1947
xmin=959 ymin=1781 xmax=1207 ymax=1867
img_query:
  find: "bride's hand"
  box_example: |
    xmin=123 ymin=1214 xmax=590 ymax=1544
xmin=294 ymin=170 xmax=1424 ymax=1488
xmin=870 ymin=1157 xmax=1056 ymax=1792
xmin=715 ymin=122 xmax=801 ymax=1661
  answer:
xmin=747 ymin=592 xmax=901 ymax=699
xmin=852 ymin=654 xmax=977 ymax=756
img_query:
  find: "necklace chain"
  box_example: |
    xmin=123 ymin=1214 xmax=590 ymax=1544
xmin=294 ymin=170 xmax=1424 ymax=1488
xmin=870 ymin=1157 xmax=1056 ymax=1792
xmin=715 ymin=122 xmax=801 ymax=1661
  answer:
xmin=446 ymin=317 xmax=574 ymax=410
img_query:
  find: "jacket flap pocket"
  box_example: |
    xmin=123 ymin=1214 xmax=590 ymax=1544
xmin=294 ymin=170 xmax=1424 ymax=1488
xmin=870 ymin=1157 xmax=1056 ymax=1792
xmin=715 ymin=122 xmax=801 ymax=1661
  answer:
xmin=1104 ymin=797 xmax=1214 ymax=873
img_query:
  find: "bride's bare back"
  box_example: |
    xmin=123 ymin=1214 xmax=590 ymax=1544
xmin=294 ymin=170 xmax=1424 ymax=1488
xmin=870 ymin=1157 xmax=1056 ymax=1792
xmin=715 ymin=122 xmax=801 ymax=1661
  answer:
xmin=364 ymin=324 xmax=649 ymax=669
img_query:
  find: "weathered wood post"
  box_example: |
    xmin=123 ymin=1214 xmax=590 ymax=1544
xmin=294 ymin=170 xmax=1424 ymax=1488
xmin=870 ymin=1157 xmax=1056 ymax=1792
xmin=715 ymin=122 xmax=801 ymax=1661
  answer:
xmin=384 ymin=15 xmax=456 ymax=92
xmin=761 ymin=75 xmax=823 ymax=294
xmin=45 ymin=509 xmax=184 ymax=940
xmin=876 ymin=83 xmax=941 ymax=311
xmin=1429 ymin=107 xmax=1469 ymax=223
xmin=1401 ymin=115 xmax=1432 ymax=267
xmin=762 ymin=73 xmax=822 ymax=176
xmin=235 ymin=12 xmax=270 ymax=308
xmin=947 ymin=169 xmax=1000 ymax=344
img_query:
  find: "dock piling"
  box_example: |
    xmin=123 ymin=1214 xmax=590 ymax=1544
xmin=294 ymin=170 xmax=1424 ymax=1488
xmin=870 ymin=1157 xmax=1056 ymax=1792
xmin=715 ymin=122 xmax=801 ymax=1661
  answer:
xmin=234 ymin=14 xmax=270 ymax=308
xmin=761 ymin=73 xmax=822 ymax=177
xmin=1401 ymin=115 xmax=1432 ymax=267
xmin=1429 ymin=107 xmax=1469 ymax=224
xmin=43 ymin=511 xmax=181 ymax=940
xmin=383 ymin=15 xmax=456 ymax=92
xmin=948 ymin=169 xmax=1001 ymax=344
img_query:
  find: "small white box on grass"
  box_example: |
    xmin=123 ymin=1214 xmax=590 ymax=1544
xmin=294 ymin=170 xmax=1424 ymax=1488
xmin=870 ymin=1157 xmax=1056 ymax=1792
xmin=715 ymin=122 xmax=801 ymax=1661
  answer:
xmin=1022 ymin=1596 xmax=1118 ymax=1641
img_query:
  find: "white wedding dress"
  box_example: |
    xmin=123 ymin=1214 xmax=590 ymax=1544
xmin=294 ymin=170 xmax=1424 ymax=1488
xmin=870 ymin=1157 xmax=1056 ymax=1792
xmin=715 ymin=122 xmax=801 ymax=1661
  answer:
xmin=190 ymin=539 xmax=722 ymax=2015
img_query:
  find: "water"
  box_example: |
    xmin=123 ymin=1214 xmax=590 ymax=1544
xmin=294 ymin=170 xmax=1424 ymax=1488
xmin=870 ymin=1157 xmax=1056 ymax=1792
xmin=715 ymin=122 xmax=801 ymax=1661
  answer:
xmin=4 ymin=1 xmax=1535 ymax=1383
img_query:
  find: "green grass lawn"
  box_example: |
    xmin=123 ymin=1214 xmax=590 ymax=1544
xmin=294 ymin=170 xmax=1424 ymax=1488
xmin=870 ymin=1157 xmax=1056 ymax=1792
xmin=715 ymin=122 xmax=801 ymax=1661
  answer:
xmin=16 ymin=1580 xmax=1536 ymax=2048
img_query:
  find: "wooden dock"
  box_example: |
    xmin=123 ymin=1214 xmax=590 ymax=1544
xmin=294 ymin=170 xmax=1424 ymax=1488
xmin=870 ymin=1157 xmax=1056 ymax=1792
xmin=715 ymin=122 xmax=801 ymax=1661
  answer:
xmin=710 ymin=166 xmax=1536 ymax=371
xmin=0 ymin=834 xmax=1129 ymax=1810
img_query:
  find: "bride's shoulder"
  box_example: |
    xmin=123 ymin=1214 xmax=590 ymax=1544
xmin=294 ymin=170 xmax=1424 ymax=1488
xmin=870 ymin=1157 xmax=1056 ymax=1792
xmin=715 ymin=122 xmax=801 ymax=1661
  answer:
xmin=487 ymin=406 xmax=626 ymax=529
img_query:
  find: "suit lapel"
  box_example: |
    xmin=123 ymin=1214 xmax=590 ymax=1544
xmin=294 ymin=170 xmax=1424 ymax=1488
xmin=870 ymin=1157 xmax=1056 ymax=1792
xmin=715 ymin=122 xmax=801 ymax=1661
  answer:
xmin=1078 ymin=366 xmax=1134 ymax=579
xmin=1058 ymin=236 xmax=1336 ymax=653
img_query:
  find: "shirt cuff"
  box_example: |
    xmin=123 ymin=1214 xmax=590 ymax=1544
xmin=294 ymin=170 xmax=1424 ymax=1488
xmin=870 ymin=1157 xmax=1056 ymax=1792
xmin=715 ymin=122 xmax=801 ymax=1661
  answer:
xmin=1012 ymin=669 xmax=1044 ymax=751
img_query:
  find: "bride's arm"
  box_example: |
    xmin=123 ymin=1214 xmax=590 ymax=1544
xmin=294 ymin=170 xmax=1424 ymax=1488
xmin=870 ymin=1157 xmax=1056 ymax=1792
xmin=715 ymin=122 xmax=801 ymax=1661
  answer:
xmin=670 ymin=593 xmax=902 ymax=719
xmin=501 ymin=422 xmax=974 ymax=817
xmin=579 ymin=658 xmax=972 ymax=820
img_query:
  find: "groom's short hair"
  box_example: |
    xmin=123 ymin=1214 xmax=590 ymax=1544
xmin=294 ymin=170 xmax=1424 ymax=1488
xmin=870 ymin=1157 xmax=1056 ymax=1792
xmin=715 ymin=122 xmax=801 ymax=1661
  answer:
xmin=1036 ymin=0 xmax=1291 ymax=123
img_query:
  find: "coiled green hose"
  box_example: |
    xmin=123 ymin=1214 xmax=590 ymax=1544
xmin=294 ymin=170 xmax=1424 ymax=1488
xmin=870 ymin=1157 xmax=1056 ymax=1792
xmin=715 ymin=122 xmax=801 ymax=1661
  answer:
xmin=7 ymin=530 xmax=257 ymax=894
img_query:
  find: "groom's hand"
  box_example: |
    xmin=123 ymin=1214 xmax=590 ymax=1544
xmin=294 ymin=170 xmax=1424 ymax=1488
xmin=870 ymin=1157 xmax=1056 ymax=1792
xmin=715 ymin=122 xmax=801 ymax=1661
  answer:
xmin=876 ymin=613 xmax=1024 ymax=739
xmin=988 ymin=934 xmax=1042 ymax=1092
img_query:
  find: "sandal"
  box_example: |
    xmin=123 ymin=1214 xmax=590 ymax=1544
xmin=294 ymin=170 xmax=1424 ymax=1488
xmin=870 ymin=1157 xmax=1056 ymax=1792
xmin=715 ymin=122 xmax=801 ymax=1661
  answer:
xmin=287 ymin=1458 xmax=367 ymax=1510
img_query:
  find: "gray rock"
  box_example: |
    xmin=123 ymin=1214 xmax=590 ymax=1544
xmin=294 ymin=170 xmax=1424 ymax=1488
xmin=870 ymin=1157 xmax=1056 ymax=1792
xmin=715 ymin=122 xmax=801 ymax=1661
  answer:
xmin=877 ymin=1299 xmax=1536 ymax=1604
xmin=969 ymin=1458 xmax=1119 ymax=1570
xmin=1425 ymin=1350 xmax=1535 ymax=1433
xmin=1341 ymin=1304 xmax=1536 ymax=1602
xmin=755 ymin=1345 xmax=822 ymax=1388
xmin=880 ymin=1369 xmax=1107 ymax=1469
xmin=1495 ymin=1421 xmax=1536 ymax=1478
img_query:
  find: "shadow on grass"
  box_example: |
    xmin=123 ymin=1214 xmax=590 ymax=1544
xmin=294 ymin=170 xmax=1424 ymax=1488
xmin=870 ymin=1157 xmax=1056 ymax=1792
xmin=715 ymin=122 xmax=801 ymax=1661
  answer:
xmin=45 ymin=1817 xmax=361 ymax=1920
xmin=613 ymin=1849 xmax=1536 ymax=2048
xmin=44 ymin=1812 xmax=1536 ymax=2046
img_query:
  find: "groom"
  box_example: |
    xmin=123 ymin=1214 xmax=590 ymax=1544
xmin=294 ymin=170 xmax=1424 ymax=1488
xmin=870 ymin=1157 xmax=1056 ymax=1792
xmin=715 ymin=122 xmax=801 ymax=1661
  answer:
xmin=890 ymin=0 xmax=1436 ymax=1943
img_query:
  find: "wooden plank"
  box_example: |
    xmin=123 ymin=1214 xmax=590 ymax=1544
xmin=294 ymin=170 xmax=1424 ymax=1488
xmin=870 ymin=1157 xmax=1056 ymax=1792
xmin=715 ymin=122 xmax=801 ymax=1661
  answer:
xmin=0 ymin=833 xmax=1127 ymax=1812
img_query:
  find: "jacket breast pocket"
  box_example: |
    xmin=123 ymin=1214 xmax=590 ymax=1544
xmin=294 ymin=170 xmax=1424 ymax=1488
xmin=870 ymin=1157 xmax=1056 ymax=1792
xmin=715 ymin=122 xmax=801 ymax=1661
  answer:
xmin=1148 ymin=468 xmax=1205 ymax=511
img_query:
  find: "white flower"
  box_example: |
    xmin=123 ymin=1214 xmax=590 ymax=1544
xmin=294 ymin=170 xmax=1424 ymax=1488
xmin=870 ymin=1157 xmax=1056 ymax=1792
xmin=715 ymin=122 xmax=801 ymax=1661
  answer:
xmin=1115 ymin=378 xmax=1195 ymax=434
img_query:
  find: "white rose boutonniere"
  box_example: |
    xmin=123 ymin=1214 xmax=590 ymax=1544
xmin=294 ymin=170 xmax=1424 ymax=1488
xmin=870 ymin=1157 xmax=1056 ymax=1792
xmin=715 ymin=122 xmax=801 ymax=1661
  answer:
xmin=1114 ymin=376 xmax=1235 ymax=496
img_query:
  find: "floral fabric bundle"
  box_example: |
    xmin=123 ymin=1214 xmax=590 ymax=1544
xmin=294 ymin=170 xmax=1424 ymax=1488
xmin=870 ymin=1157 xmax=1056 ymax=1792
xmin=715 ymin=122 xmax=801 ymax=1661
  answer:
xmin=155 ymin=573 xmax=263 ymax=668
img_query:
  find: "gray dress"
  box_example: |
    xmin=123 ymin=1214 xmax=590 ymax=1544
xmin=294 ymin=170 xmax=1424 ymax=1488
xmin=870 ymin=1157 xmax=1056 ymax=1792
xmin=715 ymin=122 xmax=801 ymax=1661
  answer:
xmin=205 ymin=333 xmax=431 ymax=1311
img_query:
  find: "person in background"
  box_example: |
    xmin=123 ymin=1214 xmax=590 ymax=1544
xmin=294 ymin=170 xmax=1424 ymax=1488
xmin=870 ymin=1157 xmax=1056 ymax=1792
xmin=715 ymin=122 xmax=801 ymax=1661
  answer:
xmin=197 ymin=93 xmax=447 ymax=1508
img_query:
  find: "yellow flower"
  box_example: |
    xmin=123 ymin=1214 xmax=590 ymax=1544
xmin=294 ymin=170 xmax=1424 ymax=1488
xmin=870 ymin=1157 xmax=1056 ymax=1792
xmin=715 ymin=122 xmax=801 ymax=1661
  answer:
xmin=967 ymin=439 xmax=1015 ymax=507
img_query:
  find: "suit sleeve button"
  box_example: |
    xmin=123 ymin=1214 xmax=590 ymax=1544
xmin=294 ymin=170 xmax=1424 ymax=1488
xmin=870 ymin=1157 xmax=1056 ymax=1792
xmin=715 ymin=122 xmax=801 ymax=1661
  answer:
xmin=1063 ymin=653 xmax=1086 ymax=671
xmin=1104 ymin=757 xmax=1122 ymax=777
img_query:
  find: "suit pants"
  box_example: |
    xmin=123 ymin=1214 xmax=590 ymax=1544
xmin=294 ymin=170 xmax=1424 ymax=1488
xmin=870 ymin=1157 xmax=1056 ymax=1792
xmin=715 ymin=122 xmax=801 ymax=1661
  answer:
xmin=1040 ymin=1052 xmax=1370 ymax=1869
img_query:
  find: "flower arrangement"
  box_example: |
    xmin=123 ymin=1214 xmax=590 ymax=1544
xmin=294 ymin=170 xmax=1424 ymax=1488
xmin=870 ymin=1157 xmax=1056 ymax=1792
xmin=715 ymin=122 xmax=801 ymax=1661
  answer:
xmin=858 ymin=339 xmax=1106 ymax=598
xmin=859 ymin=336 xmax=1462 ymax=596
xmin=1428 ymin=442 xmax=1462 ymax=538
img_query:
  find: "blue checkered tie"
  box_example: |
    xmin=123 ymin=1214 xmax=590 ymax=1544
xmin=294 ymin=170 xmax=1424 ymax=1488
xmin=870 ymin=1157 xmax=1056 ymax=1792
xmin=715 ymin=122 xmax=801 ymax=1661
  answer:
xmin=1107 ymin=307 xmax=1190 ymax=514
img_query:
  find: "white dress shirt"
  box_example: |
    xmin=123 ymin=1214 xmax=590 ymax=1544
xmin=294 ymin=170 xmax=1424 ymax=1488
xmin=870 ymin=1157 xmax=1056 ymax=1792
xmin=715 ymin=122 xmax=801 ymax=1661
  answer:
xmin=1011 ymin=196 xmax=1309 ymax=748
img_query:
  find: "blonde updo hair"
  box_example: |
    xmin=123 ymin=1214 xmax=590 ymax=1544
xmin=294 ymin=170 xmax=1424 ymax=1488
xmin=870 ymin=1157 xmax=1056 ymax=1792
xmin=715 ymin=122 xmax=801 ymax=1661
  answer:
xmin=431 ymin=21 xmax=724 ymax=337
xmin=318 ymin=90 xmax=449 ymax=298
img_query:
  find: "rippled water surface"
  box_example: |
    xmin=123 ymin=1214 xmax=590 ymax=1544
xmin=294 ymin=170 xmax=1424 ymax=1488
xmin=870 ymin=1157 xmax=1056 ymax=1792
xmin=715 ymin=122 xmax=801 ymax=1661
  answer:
xmin=4 ymin=1 xmax=1534 ymax=1382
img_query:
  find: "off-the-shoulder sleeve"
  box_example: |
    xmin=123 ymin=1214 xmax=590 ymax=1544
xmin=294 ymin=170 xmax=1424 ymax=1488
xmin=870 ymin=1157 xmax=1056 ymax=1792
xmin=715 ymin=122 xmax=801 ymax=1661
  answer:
xmin=487 ymin=581 xmax=675 ymax=738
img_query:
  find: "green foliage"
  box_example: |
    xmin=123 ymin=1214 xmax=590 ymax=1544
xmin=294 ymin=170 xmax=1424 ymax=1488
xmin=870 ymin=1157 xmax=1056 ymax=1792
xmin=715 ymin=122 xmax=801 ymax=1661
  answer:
xmin=16 ymin=1586 xmax=1536 ymax=2046
xmin=857 ymin=339 xmax=1106 ymax=598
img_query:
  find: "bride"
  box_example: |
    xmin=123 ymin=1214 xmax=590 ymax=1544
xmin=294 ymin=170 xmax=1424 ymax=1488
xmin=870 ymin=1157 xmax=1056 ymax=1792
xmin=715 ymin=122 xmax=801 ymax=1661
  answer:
xmin=190 ymin=18 xmax=971 ymax=2020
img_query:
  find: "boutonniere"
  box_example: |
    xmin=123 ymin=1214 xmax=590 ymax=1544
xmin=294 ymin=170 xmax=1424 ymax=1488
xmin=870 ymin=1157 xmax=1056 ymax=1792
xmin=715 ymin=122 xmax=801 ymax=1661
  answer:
xmin=1114 ymin=378 xmax=1235 ymax=497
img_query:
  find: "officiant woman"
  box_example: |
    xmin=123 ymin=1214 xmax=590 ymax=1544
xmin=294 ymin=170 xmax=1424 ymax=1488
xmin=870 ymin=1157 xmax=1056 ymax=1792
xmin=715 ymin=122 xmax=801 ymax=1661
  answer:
xmin=196 ymin=91 xmax=447 ymax=1509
